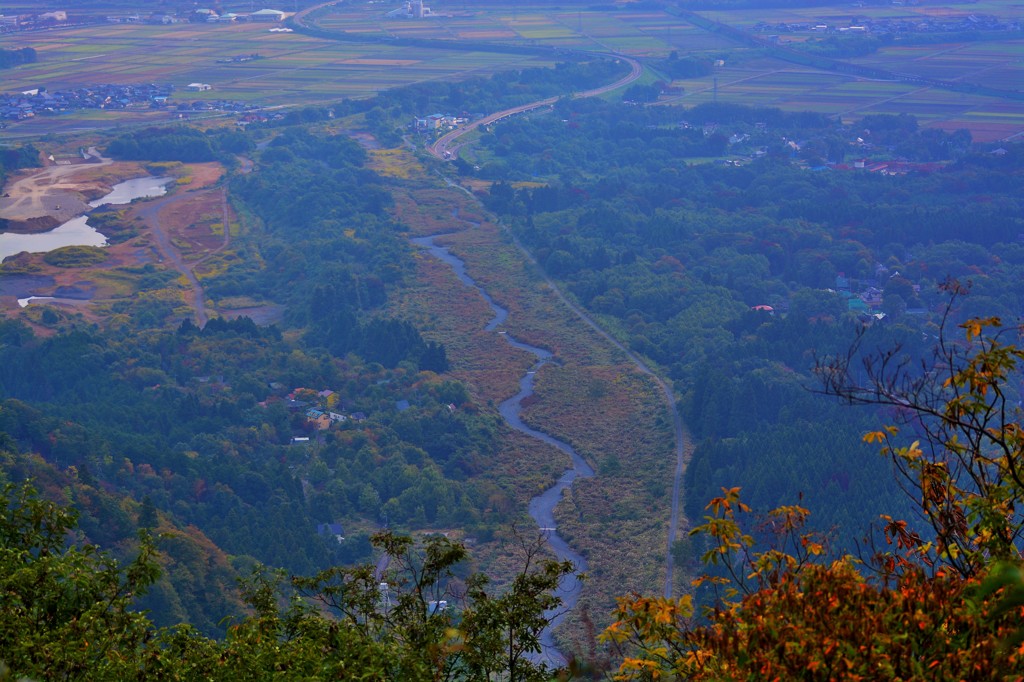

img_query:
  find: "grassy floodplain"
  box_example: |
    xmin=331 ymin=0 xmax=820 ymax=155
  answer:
xmin=383 ymin=179 xmax=678 ymax=649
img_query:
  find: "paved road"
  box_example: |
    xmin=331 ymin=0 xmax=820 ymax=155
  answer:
xmin=428 ymin=54 xmax=644 ymax=161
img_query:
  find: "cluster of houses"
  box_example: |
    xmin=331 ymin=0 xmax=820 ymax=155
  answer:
xmin=835 ymin=269 xmax=923 ymax=318
xmin=414 ymin=113 xmax=469 ymax=132
xmin=386 ymin=0 xmax=434 ymax=19
xmin=0 ymin=83 xmax=263 ymax=122
xmin=265 ymin=387 xmax=367 ymax=432
xmin=673 ymin=119 xmax=956 ymax=175
xmin=0 ymin=83 xmax=173 ymax=121
xmin=173 ymin=98 xmax=263 ymax=115
xmin=832 ymin=159 xmax=945 ymax=175
xmin=755 ymin=269 xmax=926 ymax=324
xmin=753 ymin=12 xmax=1020 ymax=37
xmin=136 ymin=8 xmax=285 ymax=25
xmin=186 ymin=8 xmax=287 ymax=24
xmin=216 ymin=54 xmax=264 ymax=65
xmin=316 ymin=522 xmax=345 ymax=543
xmin=0 ymin=10 xmax=70 ymax=32
xmin=0 ymin=8 xmax=287 ymax=32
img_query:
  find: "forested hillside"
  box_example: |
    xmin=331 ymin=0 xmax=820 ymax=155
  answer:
xmin=2 ymin=44 xmax=1024 ymax=678
xmin=0 ymin=127 xmax=511 ymax=635
xmin=0 ymin=59 xmax=656 ymax=662
xmin=475 ymin=97 xmax=1024 ymax=546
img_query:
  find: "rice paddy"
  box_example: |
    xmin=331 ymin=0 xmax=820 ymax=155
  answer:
xmin=1 ymin=0 xmax=1021 ymax=141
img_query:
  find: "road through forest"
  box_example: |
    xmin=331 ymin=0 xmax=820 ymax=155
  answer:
xmin=427 ymin=54 xmax=643 ymax=161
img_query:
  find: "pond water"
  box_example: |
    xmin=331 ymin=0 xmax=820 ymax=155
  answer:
xmin=89 ymin=175 xmax=172 ymax=207
xmin=0 ymin=216 xmax=107 ymax=262
xmin=0 ymin=176 xmax=171 ymax=262
xmin=18 ymin=296 xmax=55 ymax=307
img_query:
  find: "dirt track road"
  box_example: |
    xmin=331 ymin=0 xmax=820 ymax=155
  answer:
xmin=136 ymin=188 xmax=231 ymax=328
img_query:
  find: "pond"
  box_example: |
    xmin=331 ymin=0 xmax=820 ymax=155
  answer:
xmin=0 ymin=176 xmax=172 ymax=262
xmin=89 ymin=175 xmax=172 ymax=207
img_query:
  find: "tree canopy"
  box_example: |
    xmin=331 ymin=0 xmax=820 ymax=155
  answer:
xmin=604 ymin=298 xmax=1024 ymax=679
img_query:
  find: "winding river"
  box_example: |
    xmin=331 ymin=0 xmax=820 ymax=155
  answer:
xmin=412 ymin=234 xmax=595 ymax=667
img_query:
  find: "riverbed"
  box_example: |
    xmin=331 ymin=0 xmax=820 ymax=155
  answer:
xmin=412 ymin=234 xmax=595 ymax=667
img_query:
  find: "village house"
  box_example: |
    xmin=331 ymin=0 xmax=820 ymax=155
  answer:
xmin=416 ymin=113 xmax=446 ymax=130
xmin=306 ymin=409 xmax=332 ymax=430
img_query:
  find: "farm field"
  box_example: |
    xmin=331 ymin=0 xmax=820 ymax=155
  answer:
xmin=315 ymin=2 xmax=737 ymax=55
xmin=671 ymin=1 xmax=1024 ymax=140
xmin=0 ymin=19 xmax=556 ymax=136
xmin=689 ymin=0 xmax=1024 ymax=70
xmin=661 ymin=60 xmax=1021 ymax=139
xmin=697 ymin=0 xmax=1024 ymax=30
xmin=1 ymin=0 xmax=1022 ymax=141
xmin=299 ymin=0 xmax=1024 ymax=141
xmin=857 ymin=40 xmax=1024 ymax=91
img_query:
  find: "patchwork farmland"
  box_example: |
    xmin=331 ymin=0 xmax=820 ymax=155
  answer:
xmin=0 ymin=20 xmax=557 ymax=136
xmin=1 ymin=0 xmax=1022 ymax=141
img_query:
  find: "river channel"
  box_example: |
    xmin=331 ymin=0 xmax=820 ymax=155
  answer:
xmin=0 ymin=175 xmax=172 ymax=262
xmin=412 ymin=234 xmax=595 ymax=667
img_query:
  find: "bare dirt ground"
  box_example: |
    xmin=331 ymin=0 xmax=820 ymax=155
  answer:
xmin=0 ymin=161 xmax=234 ymax=327
xmin=0 ymin=149 xmax=152 ymax=230
xmin=130 ymin=167 xmax=228 ymax=327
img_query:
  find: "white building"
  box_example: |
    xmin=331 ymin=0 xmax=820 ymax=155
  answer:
xmin=251 ymin=8 xmax=286 ymax=21
xmin=385 ymin=1 xmax=432 ymax=19
xmin=187 ymin=83 xmax=212 ymax=91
